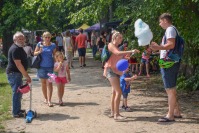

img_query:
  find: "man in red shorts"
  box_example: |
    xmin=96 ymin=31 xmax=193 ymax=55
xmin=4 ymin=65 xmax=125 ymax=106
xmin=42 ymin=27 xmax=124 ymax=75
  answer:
xmin=75 ymin=28 xmax=87 ymax=67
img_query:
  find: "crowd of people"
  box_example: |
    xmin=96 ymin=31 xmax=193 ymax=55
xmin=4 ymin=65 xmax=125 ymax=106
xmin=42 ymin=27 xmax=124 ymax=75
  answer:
xmin=6 ymin=12 xmax=182 ymax=122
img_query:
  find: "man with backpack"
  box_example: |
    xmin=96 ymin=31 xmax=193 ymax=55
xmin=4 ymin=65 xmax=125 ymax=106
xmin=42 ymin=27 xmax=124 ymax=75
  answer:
xmin=150 ymin=13 xmax=183 ymax=122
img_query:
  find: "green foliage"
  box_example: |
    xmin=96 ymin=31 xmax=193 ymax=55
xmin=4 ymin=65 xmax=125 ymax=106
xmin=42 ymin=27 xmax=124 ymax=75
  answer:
xmin=67 ymin=0 xmax=112 ymax=24
xmin=177 ymin=70 xmax=199 ymax=91
xmin=0 ymin=0 xmax=198 ymax=92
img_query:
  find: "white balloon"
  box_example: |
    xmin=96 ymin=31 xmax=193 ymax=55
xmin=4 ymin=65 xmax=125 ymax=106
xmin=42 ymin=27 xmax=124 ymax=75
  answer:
xmin=134 ymin=19 xmax=153 ymax=46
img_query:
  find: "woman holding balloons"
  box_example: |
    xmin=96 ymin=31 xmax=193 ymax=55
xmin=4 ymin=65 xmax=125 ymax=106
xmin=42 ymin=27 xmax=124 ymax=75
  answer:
xmin=103 ymin=30 xmax=140 ymax=120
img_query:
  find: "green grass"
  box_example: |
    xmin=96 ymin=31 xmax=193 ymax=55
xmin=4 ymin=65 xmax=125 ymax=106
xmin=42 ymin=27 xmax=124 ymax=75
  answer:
xmin=0 ymin=68 xmax=12 ymax=131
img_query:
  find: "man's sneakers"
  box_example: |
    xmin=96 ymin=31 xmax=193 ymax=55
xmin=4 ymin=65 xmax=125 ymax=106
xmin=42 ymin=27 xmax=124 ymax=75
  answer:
xmin=13 ymin=110 xmax=26 ymax=118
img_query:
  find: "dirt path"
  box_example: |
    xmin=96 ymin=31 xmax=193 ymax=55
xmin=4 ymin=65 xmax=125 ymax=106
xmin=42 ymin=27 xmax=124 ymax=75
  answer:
xmin=4 ymin=53 xmax=199 ymax=133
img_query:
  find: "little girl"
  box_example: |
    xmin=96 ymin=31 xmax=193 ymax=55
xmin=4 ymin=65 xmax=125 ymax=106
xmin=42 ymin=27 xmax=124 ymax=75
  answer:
xmin=54 ymin=51 xmax=71 ymax=106
xmin=139 ymin=45 xmax=152 ymax=77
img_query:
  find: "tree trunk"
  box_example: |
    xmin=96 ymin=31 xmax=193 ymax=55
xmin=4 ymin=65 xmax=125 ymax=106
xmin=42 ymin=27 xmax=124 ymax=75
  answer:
xmin=2 ymin=31 xmax=13 ymax=57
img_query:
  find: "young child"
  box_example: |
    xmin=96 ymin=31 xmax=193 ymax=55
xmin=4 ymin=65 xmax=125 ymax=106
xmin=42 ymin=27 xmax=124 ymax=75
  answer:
xmin=54 ymin=51 xmax=71 ymax=106
xmin=120 ymin=67 xmax=137 ymax=111
xmin=139 ymin=45 xmax=152 ymax=77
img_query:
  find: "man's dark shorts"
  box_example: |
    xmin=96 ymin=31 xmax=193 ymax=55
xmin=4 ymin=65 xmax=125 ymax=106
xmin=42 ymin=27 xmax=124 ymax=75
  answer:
xmin=78 ymin=48 xmax=86 ymax=57
xmin=160 ymin=62 xmax=180 ymax=89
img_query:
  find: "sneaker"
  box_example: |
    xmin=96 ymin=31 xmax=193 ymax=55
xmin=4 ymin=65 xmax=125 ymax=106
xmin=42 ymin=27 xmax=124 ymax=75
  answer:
xmin=13 ymin=112 xmax=25 ymax=118
xmin=124 ymin=106 xmax=132 ymax=112
xmin=121 ymin=105 xmax=125 ymax=110
xmin=18 ymin=109 xmax=26 ymax=113
xmin=83 ymin=64 xmax=86 ymax=67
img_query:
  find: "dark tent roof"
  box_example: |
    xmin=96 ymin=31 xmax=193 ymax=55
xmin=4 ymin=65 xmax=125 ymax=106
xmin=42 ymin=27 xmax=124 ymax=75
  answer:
xmin=102 ymin=20 xmax=122 ymax=28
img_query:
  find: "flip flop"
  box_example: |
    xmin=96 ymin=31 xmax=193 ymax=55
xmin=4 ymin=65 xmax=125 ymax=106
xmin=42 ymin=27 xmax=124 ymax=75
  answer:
xmin=108 ymin=113 xmax=114 ymax=118
xmin=48 ymin=103 xmax=53 ymax=107
xmin=59 ymin=102 xmax=64 ymax=106
xmin=158 ymin=117 xmax=175 ymax=122
xmin=114 ymin=115 xmax=127 ymax=121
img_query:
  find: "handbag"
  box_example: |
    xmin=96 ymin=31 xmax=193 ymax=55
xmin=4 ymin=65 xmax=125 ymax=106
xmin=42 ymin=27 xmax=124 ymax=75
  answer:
xmin=31 ymin=54 xmax=42 ymax=69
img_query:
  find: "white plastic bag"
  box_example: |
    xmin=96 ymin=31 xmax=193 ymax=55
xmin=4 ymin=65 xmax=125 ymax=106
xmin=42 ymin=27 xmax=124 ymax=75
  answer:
xmin=134 ymin=19 xmax=153 ymax=46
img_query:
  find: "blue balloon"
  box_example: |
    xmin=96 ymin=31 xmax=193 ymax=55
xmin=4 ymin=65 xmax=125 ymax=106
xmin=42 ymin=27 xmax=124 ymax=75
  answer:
xmin=116 ymin=59 xmax=128 ymax=71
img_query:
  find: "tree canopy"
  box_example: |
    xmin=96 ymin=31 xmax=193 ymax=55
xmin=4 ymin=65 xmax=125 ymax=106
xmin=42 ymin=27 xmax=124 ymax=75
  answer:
xmin=0 ymin=0 xmax=199 ymax=91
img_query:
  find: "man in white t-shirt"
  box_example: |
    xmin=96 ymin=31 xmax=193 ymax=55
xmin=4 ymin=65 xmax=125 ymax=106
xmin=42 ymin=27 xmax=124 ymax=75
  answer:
xmin=56 ymin=33 xmax=63 ymax=52
xmin=150 ymin=13 xmax=182 ymax=122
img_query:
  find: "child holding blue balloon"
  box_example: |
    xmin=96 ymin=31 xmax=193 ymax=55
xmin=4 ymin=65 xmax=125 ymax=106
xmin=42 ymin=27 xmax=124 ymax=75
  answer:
xmin=120 ymin=67 xmax=137 ymax=111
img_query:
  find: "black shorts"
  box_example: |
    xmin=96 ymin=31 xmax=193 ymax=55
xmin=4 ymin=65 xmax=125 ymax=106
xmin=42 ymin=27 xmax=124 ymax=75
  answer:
xmin=78 ymin=48 xmax=86 ymax=57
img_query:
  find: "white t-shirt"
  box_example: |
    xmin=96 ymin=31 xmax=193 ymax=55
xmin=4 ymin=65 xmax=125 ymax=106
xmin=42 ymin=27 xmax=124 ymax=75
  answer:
xmin=63 ymin=37 xmax=72 ymax=51
xmin=160 ymin=26 xmax=178 ymax=59
xmin=54 ymin=61 xmax=68 ymax=77
xmin=56 ymin=36 xmax=63 ymax=46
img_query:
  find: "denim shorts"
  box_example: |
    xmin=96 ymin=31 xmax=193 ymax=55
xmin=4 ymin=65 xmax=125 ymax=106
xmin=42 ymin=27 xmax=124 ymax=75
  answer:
xmin=122 ymin=92 xmax=128 ymax=98
xmin=106 ymin=68 xmax=120 ymax=79
xmin=37 ymin=67 xmax=53 ymax=79
xmin=141 ymin=58 xmax=149 ymax=64
xmin=160 ymin=62 xmax=180 ymax=89
xmin=78 ymin=48 xmax=86 ymax=56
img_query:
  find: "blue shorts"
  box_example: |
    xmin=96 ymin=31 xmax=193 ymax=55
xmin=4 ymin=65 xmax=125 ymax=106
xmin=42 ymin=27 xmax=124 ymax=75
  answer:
xmin=141 ymin=58 xmax=149 ymax=64
xmin=37 ymin=67 xmax=53 ymax=79
xmin=160 ymin=62 xmax=180 ymax=89
xmin=78 ymin=48 xmax=86 ymax=57
xmin=122 ymin=92 xmax=128 ymax=98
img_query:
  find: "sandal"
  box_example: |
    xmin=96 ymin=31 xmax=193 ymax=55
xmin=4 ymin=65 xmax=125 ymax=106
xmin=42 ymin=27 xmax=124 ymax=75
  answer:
xmin=158 ymin=117 xmax=175 ymax=122
xmin=44 ymin=100 xmax=47 ymax=104
xmin=108 ymin=113 xmax=114 ymax=118
xmin=114 ymin=115 xmax=127 ymax=121
xmin=59 ymin=102 xmax=64 ymax=106
xmin=48 ymin=102 xmax=53 ymax=107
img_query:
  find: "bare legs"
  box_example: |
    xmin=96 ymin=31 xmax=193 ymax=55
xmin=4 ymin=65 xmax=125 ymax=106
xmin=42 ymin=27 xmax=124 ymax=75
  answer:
xmin=40 ymin=79 xmax=53 ymax=106
xmin=108 ymin=77 xmax=123 ymax=118
xmin=165 ymin=88 xmax=181 ymax=120
xmin=79 ymin=56 xmax=85 ymax=66
xmin=122 ymin=98 xmax=127 ymax=107
xmin=57 ymin=83 xmax=65 ymax=105
xmin=139 ymin=63 xmax=150 ymax=77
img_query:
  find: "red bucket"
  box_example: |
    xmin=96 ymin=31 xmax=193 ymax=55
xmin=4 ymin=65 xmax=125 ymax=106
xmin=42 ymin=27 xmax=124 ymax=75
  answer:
xmin=18 ymin=84 xmax=30 ymax=94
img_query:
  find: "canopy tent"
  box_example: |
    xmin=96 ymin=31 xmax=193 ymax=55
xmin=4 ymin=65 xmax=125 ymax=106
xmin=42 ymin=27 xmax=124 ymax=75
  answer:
xmin=85 ymin=23 xmax=100 ymax=32
xmin=69 ymin=29 xmax=79 ymax=34
xmin=77 ymin=24 xmax=90 ymax=30
xmin=101 ymin=20 xmax=122 ymax=28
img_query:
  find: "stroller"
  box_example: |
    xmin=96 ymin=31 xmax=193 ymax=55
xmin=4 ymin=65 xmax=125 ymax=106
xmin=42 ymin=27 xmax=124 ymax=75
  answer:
xmin=18 ymin=83 xmax=37 ymax=123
